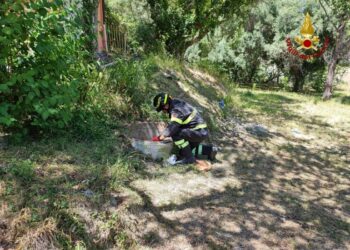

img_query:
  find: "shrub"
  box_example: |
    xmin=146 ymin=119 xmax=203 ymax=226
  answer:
xmin=106 ymin=58 xmax=155 ymax=117
xmin=0 ymin=0 xmax=92 ymax=134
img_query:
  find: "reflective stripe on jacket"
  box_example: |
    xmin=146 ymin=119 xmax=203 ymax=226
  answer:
xmin=162 ymin=99 xmax=207 ymax=137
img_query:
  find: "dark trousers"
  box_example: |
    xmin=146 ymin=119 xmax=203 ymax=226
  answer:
xmin=172 ymin=128 xmax=212 ymax=158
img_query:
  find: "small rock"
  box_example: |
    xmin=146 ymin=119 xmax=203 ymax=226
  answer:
xmin=162 ymin=72 xmax=172 ymax=78
xmin=163 ymin=69 xmax=179 ymax=80
xmin=291 ymin=128 xmax=302 ymax=136
xmin=245 ymin=123 xmax=271 ymax=138
xmin=291 ymin=128 xmax=313 ymax=140
xmin=110 ymin=197 xmax=118 ymax=206
xmin=82 ymin=189 xmax=94 ymax=198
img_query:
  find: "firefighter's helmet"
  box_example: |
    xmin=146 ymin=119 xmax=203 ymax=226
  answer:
xmin=153 ymin=93 xmax=171 ymax=112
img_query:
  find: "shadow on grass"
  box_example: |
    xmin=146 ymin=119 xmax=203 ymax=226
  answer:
xmin=124 ymin=128 xmax=349 ymax=249
xmin=182 ymin=67 xmax=224 ymax=102
xmin=128 ymin=73 xmax=349 ymax=247
xmin=230 ymin=90 xmax=346 ymax=141
xmin=237 ymin=90 xmax=298 ymax=119
xmin=341 ymin=96 xmax=350 ymax=105
xmin=2 ymin=68 xmax=349 ymax=248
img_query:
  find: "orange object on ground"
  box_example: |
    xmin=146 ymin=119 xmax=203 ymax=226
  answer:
xmin=195 ymin=160 xmax=212 ymax=171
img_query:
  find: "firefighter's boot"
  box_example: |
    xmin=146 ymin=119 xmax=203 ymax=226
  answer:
xmin=193 ymin=144 xmax=218 ymax=161
xmin=175 ymin=144 xmax=196 ymax=165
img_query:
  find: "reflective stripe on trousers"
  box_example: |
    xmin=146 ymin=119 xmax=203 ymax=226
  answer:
xmin=192 ymin=144 xmax=203 ymax=155
xmin=174 ymin=139 xmax=189 ymax=148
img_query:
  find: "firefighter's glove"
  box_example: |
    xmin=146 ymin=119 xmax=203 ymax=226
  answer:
xmin=151 ymin=135 xmax=161 ymax=142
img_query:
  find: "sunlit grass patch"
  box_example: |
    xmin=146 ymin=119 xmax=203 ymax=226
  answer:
xmin=224 ymin=84 xmax=350 ymax=134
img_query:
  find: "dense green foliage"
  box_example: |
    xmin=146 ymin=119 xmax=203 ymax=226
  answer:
xmin=0 ymin=0 xmax=163 ymax=136
xmin=148 ymin=0 xmax=257 ymax=56
xmin=188 ymin=0 xmax=350 ymax=94
xmin=1 ymin=0 xmax=349 ymax=136
xmin=186 ymin=0 xmax=344 ymax=92
xmin=107 ymin=0 xmax=349 ymax=96
xmin=107 ymin=0 xmax=255 ymax=56
xmin=0 ymin=0 xmax=92 ymax=133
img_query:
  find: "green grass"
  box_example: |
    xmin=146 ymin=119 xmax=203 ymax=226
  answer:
xmin=0 ymin=131 xmax=142 ymax=248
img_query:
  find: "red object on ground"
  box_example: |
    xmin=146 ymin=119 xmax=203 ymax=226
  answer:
xmin=152 ymin=136 xmax=160 ymax=141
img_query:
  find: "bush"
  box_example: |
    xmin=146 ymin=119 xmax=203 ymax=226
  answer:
xmin=0 ymin=0 xmax=92 ymax=134
xmin=305 ymin=70 xmax=327 ymax=93
xmin=59 ymin=55 xmax=164 ymax=139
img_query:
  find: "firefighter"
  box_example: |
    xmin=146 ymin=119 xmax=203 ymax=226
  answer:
xmin=152 ymin=93 xmax=217 ymax=164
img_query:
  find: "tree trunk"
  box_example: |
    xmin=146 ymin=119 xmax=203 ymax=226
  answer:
xmin=322 ymin=59 xmax=337 ymax=100
xmin=322 ymin=21 xmax=347 ymax=100
xmin=291 ymin=65 xmax=303 ymax=92
xmin=292 ymin=79 xmax=299 ymax=92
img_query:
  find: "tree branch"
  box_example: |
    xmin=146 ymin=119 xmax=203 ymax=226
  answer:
xmin=182 ymin=18 xmax=228 ymax=52
xmin=318 ymin=0 xmax=338 ymax=31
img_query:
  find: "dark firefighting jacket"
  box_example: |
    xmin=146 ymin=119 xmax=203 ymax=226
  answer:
xmin=162 ymin=99 xmax=207 ymax=137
